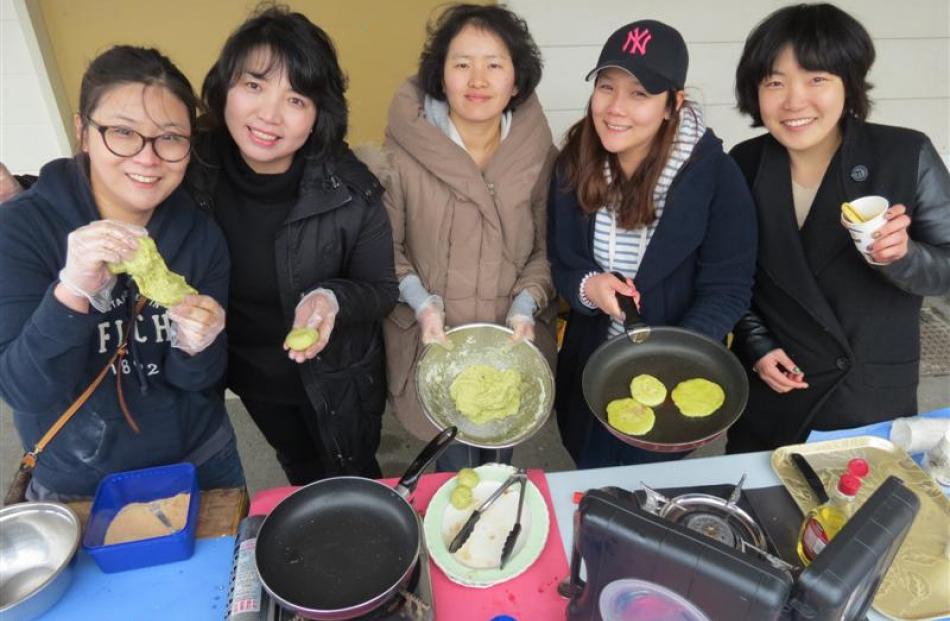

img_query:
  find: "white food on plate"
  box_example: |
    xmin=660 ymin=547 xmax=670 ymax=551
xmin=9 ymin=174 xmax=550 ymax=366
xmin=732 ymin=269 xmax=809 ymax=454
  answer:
xmin=440 ymin=479 xmax=533 ymax=569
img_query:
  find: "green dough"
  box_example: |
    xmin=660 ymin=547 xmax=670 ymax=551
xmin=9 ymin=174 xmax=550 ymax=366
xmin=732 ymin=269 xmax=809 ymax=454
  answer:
xmin=449 ymin=485 xmax=474 ymax=510
xmin=285 ymin=327 xmax=320 ymax=351
xmin=108 ymin=237 xmax=196 ymax=307
xmin=449 ymin=365 xmax=523 ymax=424
xmin=456 ymin=467 xmax=480 ymax=488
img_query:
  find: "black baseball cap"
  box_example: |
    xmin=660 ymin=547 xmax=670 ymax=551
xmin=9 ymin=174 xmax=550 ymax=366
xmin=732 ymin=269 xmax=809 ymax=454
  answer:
xmin=586 ymin=20 xmax=689 ymax=94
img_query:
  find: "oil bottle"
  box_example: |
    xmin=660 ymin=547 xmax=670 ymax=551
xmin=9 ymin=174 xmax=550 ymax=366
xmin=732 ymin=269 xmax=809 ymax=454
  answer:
xmin=797 ymin=472 xmax=862 ymax=565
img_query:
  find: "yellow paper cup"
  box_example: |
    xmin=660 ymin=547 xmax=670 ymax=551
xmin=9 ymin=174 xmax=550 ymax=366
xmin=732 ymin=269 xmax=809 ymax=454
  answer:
xmin=841 ymin=195 xmax=889 ymax=264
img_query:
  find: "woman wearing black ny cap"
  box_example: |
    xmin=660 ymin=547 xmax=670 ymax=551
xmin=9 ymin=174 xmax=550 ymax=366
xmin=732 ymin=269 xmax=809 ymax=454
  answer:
xmin=548 ymin=20 xmax=757 ymax=467
xmin=727 ymin=4 xmax=950 ymax=452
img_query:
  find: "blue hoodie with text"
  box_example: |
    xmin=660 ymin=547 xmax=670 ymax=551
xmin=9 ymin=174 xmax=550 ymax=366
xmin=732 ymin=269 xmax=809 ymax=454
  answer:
xmin=0 ymin=158 xmax=232 ymax=497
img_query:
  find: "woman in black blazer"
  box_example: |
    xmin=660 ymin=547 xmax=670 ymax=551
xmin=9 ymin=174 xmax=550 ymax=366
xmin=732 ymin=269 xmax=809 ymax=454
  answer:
xmin=727 ymin=4 xmax=950 ymax=452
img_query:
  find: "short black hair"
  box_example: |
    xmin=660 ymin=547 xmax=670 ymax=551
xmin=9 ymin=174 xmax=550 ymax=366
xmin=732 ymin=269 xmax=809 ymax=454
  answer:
xmin=735 ymin=3 xmax=875 ymax=126
xmin=201 ymin=4 xmax=347 ymax=160
xmin=79 ymin=45 xmax=199 ymax=134
xmin=417 ymin=4 xmax=542 ymax=112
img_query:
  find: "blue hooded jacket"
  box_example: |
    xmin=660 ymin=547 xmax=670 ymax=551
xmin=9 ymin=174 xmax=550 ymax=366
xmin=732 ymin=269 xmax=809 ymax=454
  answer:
xmin=0 ymin=158 xmax=232 ymax=496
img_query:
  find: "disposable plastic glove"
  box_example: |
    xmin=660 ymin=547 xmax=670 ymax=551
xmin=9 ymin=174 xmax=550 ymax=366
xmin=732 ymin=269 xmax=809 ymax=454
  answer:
xmin=285 ymin=289 xmax=339 ymax=363
xmin=417 ymin=295 xmax=451 ymax=349
xmin=169 ymin=294 xmax=226 ymax=355
xmin=59 ymin=219 xmax=146 ymax=311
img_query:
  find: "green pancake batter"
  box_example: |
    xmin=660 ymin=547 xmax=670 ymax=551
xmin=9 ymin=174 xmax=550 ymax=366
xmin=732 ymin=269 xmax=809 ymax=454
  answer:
xmin=449 ymin=364 xmax=523 ymax=424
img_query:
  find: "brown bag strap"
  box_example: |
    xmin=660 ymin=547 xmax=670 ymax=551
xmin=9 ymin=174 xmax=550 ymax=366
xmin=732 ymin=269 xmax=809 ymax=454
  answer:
xmin=19 ymin=296 xmax=148 ymax=471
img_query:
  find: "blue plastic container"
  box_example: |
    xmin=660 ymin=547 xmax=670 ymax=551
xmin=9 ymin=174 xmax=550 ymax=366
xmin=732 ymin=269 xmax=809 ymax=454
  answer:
xmin=82 ymin=463 xmax=199 ymax=573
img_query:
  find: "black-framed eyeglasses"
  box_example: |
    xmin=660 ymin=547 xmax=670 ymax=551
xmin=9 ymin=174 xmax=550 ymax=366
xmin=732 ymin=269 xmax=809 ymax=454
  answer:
xmin=86 ymin=117 xmax=192 ymax=163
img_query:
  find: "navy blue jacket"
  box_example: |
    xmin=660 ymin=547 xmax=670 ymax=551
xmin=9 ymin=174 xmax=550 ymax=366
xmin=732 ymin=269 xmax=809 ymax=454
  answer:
xmin=0 ymin=158 xmax=232 ymax=496
xmin=549 ymin=129 xmax=757 ymax=340
xmin=547 ymin=130 xmax=757 ymax=461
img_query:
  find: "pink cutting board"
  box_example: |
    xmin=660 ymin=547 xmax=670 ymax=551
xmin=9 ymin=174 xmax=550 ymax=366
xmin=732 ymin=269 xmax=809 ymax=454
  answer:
xmin=250 ymin=469 xmax=570 ymax=620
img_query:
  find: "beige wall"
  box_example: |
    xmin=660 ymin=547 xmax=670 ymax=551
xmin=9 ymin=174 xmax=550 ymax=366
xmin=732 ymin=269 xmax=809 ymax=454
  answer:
xmin=30 ymin=0 xmax=462 ymax=149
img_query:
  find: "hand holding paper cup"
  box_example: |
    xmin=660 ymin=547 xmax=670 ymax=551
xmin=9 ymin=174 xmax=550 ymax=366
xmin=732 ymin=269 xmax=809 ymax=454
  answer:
xmin=841 ymin=195 xmax=889 ymax=264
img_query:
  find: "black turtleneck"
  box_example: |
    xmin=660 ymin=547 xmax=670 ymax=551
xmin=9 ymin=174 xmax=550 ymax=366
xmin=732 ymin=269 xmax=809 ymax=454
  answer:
xmin=213 ymin=135 xmax=308 ymax=403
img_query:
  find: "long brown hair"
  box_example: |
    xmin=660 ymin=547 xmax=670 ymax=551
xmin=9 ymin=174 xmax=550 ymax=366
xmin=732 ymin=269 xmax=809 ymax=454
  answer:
xmin=557 ymin=90 xmax=680 ymax=229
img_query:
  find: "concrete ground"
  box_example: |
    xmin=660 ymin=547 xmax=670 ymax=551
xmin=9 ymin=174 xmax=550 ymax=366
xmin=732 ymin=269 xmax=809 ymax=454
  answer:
xmin=2 ymin=297 xmax=948 ymax=499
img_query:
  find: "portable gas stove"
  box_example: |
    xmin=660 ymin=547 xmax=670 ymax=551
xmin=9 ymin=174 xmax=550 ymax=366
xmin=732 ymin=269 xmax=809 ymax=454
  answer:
xmin=634 ymin=475 xmax=795 ymax=572
xmin=563 ymin=475 xmax=918 ymax=621
xmin=264 ymin=546 xmax=434 ymax=621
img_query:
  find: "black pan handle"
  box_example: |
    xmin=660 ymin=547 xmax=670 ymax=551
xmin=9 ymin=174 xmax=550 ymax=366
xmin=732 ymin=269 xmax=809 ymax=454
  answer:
xmin=557 ymin=510 xmax=587 ymax=599
xmin=610 ymin=271 xmax=643 ymax=332
xmin=395 ymin=425 xmax=457 ymax=498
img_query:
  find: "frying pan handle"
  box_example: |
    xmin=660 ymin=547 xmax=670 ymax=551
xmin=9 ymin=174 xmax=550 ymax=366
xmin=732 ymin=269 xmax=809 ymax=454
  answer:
xmin=395 ymin=425 xmax=457 ymax=497
xmin=610 ymin=271 xmax=643 ymax=331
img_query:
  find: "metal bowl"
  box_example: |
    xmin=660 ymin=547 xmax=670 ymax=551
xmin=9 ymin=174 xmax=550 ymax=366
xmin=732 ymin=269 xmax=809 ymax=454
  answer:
xmin=0 ymin=502 xmax=81 ymax=620
xmin=416 ymin=323 xmax=554 ymax=449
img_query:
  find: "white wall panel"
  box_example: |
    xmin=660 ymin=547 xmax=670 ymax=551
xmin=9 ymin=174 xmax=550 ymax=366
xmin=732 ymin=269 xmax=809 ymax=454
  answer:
xmin=0 ymin=0 xmax=70 ymax=174
xmin=871 ymin=98 xmax=950 ymax=155
xmin=1 ymin=74 xmax=46 ymax=124
xmin=1 ymin=123 xmax=63 ymax=173
xmin=1 ymin=19 xmax=30 ymax=74
xmin=870 ymin=39 xmax=950 ymax=100
xmin=513 ymin=0 xmax=950 ymax=158
xmin=515 ymin=0 xmax=950 ymax=43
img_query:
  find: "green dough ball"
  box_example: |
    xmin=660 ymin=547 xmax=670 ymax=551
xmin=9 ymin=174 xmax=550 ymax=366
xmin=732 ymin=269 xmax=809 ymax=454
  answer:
xmin=108 ymin=236 xmax=196 ymax=307
xmin=449 ymin=485 xmax=474 ymax=510
xmin=285 ymin=327 xmax=320 ymax=351
xmin=456 ymin=468 xmax=479 ymax=489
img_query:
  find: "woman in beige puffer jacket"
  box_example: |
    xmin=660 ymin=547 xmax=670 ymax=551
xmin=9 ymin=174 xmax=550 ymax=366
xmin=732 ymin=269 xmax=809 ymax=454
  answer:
xmin=380 ymin=4 xmax=557 ymax=466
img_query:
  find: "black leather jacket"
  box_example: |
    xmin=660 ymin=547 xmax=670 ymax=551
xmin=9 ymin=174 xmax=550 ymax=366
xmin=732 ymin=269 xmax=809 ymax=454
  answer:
xmin=734 ymin=126 xmax=950 ymax=366
xmin=729 ymin=118 xmax=950 ymax=444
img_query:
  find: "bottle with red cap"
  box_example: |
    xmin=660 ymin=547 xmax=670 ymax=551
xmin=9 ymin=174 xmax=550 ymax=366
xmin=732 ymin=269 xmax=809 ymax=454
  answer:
xmin=796 ymin=472 xmax=863 ymax=565
xmin=847 ymin=457 xmax=870 ymax=479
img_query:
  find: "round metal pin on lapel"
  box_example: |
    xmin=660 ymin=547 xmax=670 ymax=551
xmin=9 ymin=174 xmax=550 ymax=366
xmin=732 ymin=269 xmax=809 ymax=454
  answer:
xmin=850 ymin=165 xmax=868 ymax=182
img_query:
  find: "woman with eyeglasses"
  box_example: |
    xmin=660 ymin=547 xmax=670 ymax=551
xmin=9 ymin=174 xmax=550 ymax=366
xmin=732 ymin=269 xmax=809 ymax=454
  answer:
xmin=187 ymin=7 xmax=397 ymax=483
xmin=0 ymin=46 xmax=245 ymax=500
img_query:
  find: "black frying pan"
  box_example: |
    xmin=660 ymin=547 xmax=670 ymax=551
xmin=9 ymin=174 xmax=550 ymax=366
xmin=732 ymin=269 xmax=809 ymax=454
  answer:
xmin=582 ymin=286 xmax=748 ymax=452
xmin=255 ymin=427 xmax=456 ymax=620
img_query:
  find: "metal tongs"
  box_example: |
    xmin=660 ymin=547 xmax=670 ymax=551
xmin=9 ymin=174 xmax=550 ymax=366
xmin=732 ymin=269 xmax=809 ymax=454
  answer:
xmin=500 ymin=473 xmax=528 ymax=569
xmin=448 ymin=468 xmax=527 ymax=554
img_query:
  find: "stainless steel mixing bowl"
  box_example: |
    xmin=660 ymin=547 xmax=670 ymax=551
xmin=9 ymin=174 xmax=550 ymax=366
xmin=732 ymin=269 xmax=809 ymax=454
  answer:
xmin=415 ymin=323 xmax=554 ymax=448
xmin=0 ymin=502 xmax=81 ymax=620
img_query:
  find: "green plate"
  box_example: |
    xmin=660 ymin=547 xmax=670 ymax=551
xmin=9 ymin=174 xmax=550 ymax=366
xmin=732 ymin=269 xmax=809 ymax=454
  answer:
xmin=423 ymin=463 xmax=549 ymax=588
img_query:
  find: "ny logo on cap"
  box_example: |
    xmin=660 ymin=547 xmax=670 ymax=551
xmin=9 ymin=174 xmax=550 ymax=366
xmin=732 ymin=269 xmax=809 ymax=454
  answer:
xmin=622 ymin=27 xmax=652 ymax=56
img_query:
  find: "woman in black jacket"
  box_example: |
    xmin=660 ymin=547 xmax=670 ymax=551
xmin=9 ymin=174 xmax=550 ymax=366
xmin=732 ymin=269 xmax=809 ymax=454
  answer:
xmin=727 ymin=4 xmax=950 ymax=452
xmin=188 ymin=7 xmax=398 ymax=482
